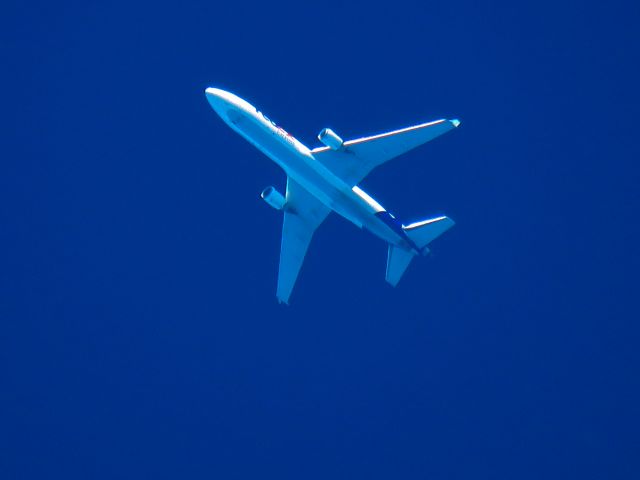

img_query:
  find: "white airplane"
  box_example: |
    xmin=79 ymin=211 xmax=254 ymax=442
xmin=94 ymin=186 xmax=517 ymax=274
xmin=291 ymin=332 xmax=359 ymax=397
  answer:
xmin=205 ymin=87 xmax=460 ymax=304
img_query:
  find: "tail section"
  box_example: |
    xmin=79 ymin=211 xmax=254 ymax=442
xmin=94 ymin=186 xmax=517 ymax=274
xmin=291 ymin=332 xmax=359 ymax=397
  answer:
xmin=403 ymin=216 xmax=455 ymax=254
xmin=386 ymin=245 xmax=415 ymax=286
xmin=385 ymin=215 xmax=455 ymax=287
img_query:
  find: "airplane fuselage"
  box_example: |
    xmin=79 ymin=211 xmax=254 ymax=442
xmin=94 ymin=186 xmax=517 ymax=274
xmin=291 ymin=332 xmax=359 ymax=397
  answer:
xmin=205 ymin=88 xmax=416 ymax=252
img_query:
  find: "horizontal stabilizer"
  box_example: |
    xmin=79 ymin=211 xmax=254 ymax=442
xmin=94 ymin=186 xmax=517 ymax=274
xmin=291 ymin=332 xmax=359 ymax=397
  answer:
xmin=386 ymin=245 xmax=415 ymax=287
xmin=403 ymin=216 xmax=455 ymax=252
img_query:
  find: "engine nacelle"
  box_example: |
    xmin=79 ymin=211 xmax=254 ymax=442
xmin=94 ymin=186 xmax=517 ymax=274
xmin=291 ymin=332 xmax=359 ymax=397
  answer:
xmin=317 ymin=128 xmax=343 ymax=150
xmin=260 ymin=186 xmax=286 ymax=210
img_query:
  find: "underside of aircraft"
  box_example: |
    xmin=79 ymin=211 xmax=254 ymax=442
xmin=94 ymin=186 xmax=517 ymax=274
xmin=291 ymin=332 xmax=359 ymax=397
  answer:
xmin=205 ymin=88 xmax=460 ymax=304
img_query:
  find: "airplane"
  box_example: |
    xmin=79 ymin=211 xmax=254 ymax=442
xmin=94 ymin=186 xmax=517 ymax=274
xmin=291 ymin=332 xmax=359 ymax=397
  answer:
xmin=205 ymin=87 xmax=460 ymax=304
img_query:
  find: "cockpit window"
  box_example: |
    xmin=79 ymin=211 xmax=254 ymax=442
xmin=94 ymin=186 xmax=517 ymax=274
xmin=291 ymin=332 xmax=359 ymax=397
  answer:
xmin=258 ymin=110 xmax=277 ymax=127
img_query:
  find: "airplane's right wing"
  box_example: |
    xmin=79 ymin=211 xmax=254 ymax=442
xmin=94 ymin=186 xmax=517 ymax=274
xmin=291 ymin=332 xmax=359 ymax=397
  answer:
xmin=277 ymin=177 xmax=331 ymax=304
xmin=311 ymin=119 xmax=460 ymax=185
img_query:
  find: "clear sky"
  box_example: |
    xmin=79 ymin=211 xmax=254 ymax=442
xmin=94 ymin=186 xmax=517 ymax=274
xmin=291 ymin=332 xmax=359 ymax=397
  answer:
xmin=2 ymin=1 xmax=639 ymax=478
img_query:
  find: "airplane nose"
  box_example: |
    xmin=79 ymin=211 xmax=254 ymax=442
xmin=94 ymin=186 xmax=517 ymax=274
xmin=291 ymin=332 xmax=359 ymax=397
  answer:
xmin=204 ymin=87 xmax=251 ymax=125
xmin=205 ymin=87 xmax=247 ymax=114
xmin=205 ymin=87 xmax=229 ymax=110
xmin=205 ymin=87 xmax=224 ymax=97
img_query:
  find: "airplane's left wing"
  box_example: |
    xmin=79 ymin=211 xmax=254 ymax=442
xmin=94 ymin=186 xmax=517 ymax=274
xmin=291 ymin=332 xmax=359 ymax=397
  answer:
xmin=311 ymin=119 xmax=460 ymax=186
xmin=277 ymin=177 xmax=330 ymax=304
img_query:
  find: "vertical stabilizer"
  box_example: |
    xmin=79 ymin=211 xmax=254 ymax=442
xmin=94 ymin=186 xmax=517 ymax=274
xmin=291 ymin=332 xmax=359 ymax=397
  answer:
xmin=386 ymin=245 xmax=415 ymax=287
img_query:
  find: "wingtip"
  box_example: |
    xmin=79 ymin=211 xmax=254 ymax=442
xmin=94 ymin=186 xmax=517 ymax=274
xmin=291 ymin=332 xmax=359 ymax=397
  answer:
xmin=450 ymin=119 xmax=461 ymax=128
xmin=277 ymin=296 xmax=290 ymax=306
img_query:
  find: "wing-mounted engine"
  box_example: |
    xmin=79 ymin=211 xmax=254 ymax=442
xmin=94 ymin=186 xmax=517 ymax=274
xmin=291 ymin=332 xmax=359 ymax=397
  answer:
xmin=261 ymin=186 xmax=286 ymax=210
xmin=317 ymin=128 xmax=343 ymax=150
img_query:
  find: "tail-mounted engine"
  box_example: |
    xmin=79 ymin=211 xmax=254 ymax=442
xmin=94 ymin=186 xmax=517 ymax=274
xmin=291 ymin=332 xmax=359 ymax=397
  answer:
xmin=317 ymin=128 xmax=343 ymax=150
xmin=260 ymin=186 xmax=286 ymax=210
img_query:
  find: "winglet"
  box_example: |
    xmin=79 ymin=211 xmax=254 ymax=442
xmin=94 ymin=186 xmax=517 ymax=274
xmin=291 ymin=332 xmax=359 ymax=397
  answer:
xmin=450 ymin=119 xmax=461 ymax=128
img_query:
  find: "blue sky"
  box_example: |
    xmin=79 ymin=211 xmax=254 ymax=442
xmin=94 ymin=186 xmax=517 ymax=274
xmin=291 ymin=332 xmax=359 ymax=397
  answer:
xmin=2 ymin=1 xmax=639 ymax=478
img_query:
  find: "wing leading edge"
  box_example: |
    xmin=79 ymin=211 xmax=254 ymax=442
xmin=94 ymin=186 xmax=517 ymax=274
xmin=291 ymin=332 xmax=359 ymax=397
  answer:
xmin=277 ymin=178 xmax=330 ymax=304
xmin=311 ymin=118 xmax=460 ymax=185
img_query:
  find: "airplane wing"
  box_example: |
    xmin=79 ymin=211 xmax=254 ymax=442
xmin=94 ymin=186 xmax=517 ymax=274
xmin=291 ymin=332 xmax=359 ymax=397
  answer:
xmin=277 ymin=177 xmax=331 ymax=304
xmin=311 ymin=119 xmax=460 ymax=185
